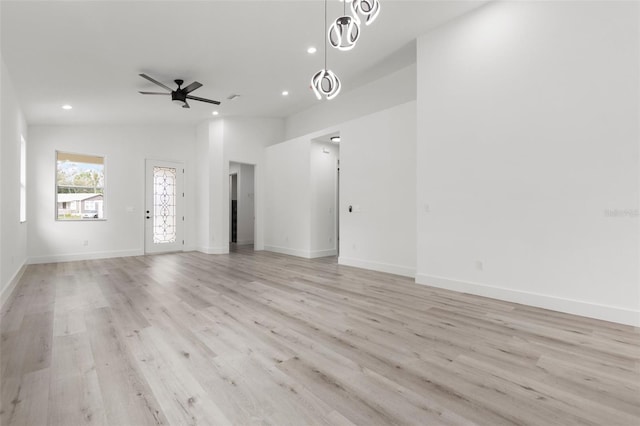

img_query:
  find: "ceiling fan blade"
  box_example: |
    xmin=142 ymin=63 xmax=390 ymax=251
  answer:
xmin=139 ymin=73 xmax=172 ymax=91
xmin=182 ymin=101 xmax=190 ymax=109
xmin=186 ymin=95 xmax=221 ymax=105
xmin=139 ymin=91 xmax=170 ymax=95
xmin=182 ymin=81 xmax=203 ymax=94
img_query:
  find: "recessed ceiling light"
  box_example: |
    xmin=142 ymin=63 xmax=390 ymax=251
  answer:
xmin=330 ymin=136 xmax=341 ymax=143
xmin=282 ymin=91 xmax=289 ymax=96
xmin=307 ymin=47 xmax=317 ymax=54
xmin=62 ymin=104 xmax=73 ymax=110
xmin=212 ymin=111 xmax=219 ymax=116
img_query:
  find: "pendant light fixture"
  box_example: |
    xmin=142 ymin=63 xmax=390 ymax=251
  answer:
xmin=311 ymin=0 xmax=342 ymax=100
xmin=351 ymin=0 xmax=381 ymax=26
xmin=328 ymin=0 xmax=360 ymax=51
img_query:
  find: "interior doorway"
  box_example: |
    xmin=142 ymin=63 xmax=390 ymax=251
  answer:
xmin=310 ymin=132 xmax=340 ymax=258
xmin=229 ymin=173 xmax=238 ymax=243
xmin=229 ymin=162 xmax=256 ymax=251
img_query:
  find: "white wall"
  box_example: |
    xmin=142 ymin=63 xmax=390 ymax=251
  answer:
xmin=195 ymin=121 xmax=211 ymax=251
xmin=339 ymin=101 xmax=417 ymax=277
xmin=0 ymin=55 xmax=28 ymax=305
xmin=416 ymin=1 xmax=640 ymax=326
xmin=27 ymin=125 xmax=197 ymax=263
xmin=264 ymin=137 xmax=311 ymax=257
xmin=284 ymin=64 xmax=416 ymax=140
xmin=25 ymin=117 xmax=283 ymax=261
xmin=310 ymin=141 xmax=338 ymax=257
xmin=204 ymin=120 xmax=226 ymax=253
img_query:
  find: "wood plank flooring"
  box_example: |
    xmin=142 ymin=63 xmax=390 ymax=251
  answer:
xmin=1 ymin=247 xmax=639 ymax=425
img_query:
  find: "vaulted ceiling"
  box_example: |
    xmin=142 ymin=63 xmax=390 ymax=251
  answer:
xmin=1 ymin=1 xmax=486 ymax=126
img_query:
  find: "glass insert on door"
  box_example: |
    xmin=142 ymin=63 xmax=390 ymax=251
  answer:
xmin=153 ymin=166 xmax=177 ymax=243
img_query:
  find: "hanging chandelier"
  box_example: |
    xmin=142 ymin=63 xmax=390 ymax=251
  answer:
xmin=312 ymin=0 xmax=342 ymax=100
xmin=310 ymin=0 xmax=381 ymax=100
xmin=351 ymin=0 xmax=381 ymax=26
xmin=311 ymin=69 xmax=341 ymax=100
xmin=328 ymin=0 xmax=360 ymax=51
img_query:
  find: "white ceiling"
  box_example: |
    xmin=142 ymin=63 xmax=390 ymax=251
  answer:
xmin=1 ymin=1 xmax=486 ymax=126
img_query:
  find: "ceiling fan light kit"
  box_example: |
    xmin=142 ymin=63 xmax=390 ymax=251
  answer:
xmin=171 ymin=80 xmax=189 ymax=108
xmin=312 ymin=0 xmax=380 ymax=100
xmin=138 ymin=74 xmax=220 ymax=109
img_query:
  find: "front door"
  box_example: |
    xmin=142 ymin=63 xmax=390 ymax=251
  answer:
xmin=145 ymin=159 xmax=184 ymax=254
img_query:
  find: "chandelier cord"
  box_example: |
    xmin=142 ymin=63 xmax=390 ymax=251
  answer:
xmin=324 ymin=0 xmax=328 ymax=70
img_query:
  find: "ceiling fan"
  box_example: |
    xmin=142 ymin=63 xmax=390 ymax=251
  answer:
xmin=138 ymin=73 xmax=221 ymax=108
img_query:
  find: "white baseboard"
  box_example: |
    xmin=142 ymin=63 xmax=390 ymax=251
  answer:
xmin=196 ymin=246 xmax=229 ymax=255
xmin=28 ymin=249 xmax=143 ymax=265
xmin=264 ymin=245 xmax=312 ymax=259
xmin=235 ymin=240 xmax=254 ymax=246
xmin=310 ymin=248 xmax=337 ymax=258
xmin=415 ymin=273 xmax=640 ymax=327
xmin=339 ymin=256 xmax=415 ymax=278
xmin=1 ymin=262 xmax=27 ymax=310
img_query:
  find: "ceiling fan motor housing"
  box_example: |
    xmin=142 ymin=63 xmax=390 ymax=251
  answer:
xmin=171 ymin=90 xmax=187 ymax=105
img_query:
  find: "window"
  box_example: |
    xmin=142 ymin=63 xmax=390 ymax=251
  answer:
xmin=19 ymin=136 xmax=26 ymax=223
xmin=56 ymin=151 xmax=105 ymax=220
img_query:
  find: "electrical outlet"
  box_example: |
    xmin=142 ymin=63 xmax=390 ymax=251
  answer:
xmin=84 ymin=240 xmax=89 ymax=246
xmin=475 ymin=260 xmax=484 ymax=271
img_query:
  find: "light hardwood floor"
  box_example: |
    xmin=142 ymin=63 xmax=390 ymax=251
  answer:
xmin=1 ymin=247 xmax=639 ymax=425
